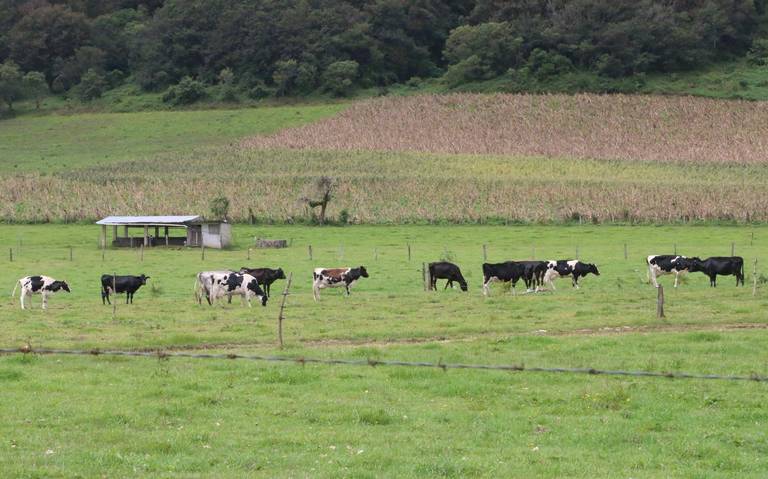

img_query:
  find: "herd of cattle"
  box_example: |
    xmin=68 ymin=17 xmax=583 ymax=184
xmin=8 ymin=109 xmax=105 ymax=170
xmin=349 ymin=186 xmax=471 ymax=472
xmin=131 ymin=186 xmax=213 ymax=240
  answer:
xmin=10 ymin=254 xmax=746 ymax=309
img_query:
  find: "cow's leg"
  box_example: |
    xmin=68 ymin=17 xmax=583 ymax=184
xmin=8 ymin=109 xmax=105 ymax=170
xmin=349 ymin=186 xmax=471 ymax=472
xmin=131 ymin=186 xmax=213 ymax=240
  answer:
xmin=41 ymin=292 xmax=48 ymax=310
xmin=20 ymin=290 xmax=26 ymax=310
xmin=245 ymin=292 xmax=252 ymax=308
xmin=649 ymin=266 xmax=659 ymax=288
xmin=345 ymin=282 xmax=351 ymax=296
xmin=710 ymin=274 xmax=717 ymax=287
xmin=444 ymin=280 xmax=451 ymax=290
xmin=572 ymin=274 xmax=580 ymax=289
xmin=313 ymin=281 xmax=320 ymax=301
xmin=673 ymin=272 xmax=679 ymax=288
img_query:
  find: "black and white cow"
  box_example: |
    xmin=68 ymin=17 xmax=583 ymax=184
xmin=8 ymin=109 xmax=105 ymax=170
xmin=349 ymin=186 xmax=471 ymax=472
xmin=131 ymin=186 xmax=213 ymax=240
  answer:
xmin=428 ymin=262 xmax=468 ymax=291
xmin=542 ymin=260 xmax=600 ymax=290
xmin=647 ymin=255 xmax=694 ymax=288
xmin=482 ymin=262 xmax=526 ymax=296
xmin=194 ymin=270 xmax=236 ymax=305
xmin=208 ymin=271 xmax=267 ymax=307
xmin=12 ymin=275 xmax=71 ymax=310
xmin=689 ymin=256 xmax=744 ymax=287
xmin=101 ymin=274 xmax=149 ymax=304
xmin=238 ymin=267 xmax=286 ymax=297
xmin=312 ymin=266 xmax=369 ymax=300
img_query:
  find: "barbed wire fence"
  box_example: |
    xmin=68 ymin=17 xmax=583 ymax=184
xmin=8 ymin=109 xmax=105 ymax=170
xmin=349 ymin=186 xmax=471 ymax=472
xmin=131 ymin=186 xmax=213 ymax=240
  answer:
xmin=0 ymin=346 xmax=765 ymax=383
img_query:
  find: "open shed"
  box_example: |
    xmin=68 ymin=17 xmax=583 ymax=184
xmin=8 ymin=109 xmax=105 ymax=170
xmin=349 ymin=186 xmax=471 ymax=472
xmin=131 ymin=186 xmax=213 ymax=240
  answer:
xmin=96 ymin=215 xmax=231 ymax=249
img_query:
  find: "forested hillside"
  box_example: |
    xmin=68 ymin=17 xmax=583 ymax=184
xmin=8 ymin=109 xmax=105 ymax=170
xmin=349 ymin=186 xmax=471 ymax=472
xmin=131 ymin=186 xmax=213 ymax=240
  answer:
xmin=1 ymin=0 xmax=768 ymax=109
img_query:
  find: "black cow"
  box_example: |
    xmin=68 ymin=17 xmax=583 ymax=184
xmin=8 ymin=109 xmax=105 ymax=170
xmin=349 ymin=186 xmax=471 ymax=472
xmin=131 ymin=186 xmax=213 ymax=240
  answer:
xmin=101 ymin=274 xmax=150 ymax=304
xmin=647 ymin=255 xmax=694 ymax=288
xmin=689 ymin=256 xmax=744 ymax=287
xmin=428 ymin=262 xmax=468 ymax=291
xmin=238 ymin=267 xmax=286 ymax=297
xmin=543 ymin=260 xmax=600 ymax=290
xmin=482 ymin=262 xmax=526 ymax=296
xmin=517 ymin=261 xmax=548 ymax=291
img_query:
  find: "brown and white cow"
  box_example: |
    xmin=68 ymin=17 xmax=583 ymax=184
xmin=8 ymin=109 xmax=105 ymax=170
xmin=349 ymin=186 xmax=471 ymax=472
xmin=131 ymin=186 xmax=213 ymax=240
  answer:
xmin=312 ymin=266 xmax=369 ymax=301
xmin=12 ymin=275 xmax=71 ymax=310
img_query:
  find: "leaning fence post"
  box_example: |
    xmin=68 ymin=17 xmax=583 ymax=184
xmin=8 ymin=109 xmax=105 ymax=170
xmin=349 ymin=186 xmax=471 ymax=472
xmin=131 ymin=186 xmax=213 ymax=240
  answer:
xmin=112 ymin=273 xmax=117 ymax=319
xmin=753 ymin=259 xmax=758 ymax=296
xmin=656 ymin=285 xmax=665 ymax=319
xmin=277 ymin=272 xmax=293 ymax=349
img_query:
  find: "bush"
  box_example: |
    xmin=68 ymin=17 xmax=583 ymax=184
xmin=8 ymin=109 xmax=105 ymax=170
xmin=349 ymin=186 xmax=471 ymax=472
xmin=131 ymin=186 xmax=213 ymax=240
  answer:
xmin=74 ymin=69 xmax=107 ymax=101
xmin=322 ymin=60 xmax=359 ymax=97
xmin=209 ymin=196 xmax=230 ymax=221
xmin=162 ymin=76 xmax=205 ymax=105
xmin=746 ymin=38 xmax=768 ymax=66
xmin=338 ymin=209 xmax=350 ymax=224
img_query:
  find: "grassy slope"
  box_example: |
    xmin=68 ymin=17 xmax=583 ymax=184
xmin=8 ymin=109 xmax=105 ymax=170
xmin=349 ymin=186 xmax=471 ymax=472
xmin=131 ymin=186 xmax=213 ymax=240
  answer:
xmin=0 ymin=104 xmax=345 ymax=172
xmin=0 ymin=224 xmax=766 ymax=477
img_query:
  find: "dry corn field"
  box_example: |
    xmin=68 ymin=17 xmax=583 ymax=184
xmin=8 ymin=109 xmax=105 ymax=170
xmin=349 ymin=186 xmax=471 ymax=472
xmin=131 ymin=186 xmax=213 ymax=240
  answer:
xmin=2 ymin=94 xmax=767 ymax=223
xmin=244 ymin=93 xmax=768 ymax=164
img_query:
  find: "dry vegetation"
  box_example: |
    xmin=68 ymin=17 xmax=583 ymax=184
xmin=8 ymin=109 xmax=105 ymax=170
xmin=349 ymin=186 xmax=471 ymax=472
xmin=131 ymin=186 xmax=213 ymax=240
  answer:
xmin=2 ymin=149 xmax=767 ymax=223
xmin=244 ymin=93 xmax=768 ymax=164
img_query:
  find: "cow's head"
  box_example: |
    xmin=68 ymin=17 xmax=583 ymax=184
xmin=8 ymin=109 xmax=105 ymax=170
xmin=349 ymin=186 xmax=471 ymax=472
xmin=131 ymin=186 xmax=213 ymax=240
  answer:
xmin=139 ymin=274 xmax=150 ymax=284
xmin=260 ymin=295 xmax=268 ymax=306
xmin=276 ymin=268 xmax=286 ymax=279
xmin=687 ymin=257 xmax=704 ymax=272
xmin=52 ymin=281 xmax=71 ymax=293
xmin=459 ymin=279 xmax=468 ymax=292
xmin=358 ymin=266 xmax=369 ymax=278
xmin=587 ymin=263 xmax=600 ymax=276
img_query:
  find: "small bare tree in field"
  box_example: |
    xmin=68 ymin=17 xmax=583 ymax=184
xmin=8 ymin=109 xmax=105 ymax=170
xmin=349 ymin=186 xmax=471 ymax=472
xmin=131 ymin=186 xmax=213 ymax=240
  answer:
xmin=301 ymin=176 xmax=334 ymax=224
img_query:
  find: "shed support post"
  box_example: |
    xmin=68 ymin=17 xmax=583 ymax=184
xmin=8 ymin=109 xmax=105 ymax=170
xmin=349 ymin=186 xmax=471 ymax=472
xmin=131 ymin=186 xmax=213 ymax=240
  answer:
xmin=155 ymin=226 xmax=159 ymax=240
xmin=143 ymin=225 xmax=149 ymax=247
xmin=112 ymin=226 xmax=117 ymax=244
xmin=123 ymin=225 xmax=128 ymax=237
xmin=165 ymin=226 xmax=169 ymax=246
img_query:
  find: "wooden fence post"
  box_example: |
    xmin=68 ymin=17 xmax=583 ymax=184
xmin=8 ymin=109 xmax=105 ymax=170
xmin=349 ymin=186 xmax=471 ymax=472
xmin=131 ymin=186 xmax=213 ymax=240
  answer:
xmin=753 ymin=259 xmax=758 ymax=296
xmin=423 ymin=262 xmax=428 ymax=291
xmin=407 ymin=243 xmax=411 ymax=262
xmin=483 ymin=244 xmax=487 ymax=262
xmin=656 ymin=285 xmax=665 ymax=319
xmin=201 ymin=245 xmax=205 ymax=261
xmin=751 ymin=231 xmax=754 ymax=246
xmin=247 ymin=247 xmax=251 ymax=261
xmin=308 ymin=245 xmax=313 ymax=260
xmin=277 ymin=272 xmax=293 ymax=349
xmin=374 ymin=248 xmax=378 ymax=261
xmin=339 ymin=244 xmax=344 ymax=260
xmin=532 ymin=246 xmax=535 ymax=260
xmin=101 ymin=249 xmax=105 ymax=262
xmin=576 ymin=246 xmax=580 ymax=260
xmin=731 ymin=242 xmax=735 ymax=256
xmin=112 ymin=273 xmax=117 ymax=320
xmin=673 ymin=243 xmax=677 ymax=255
xmin=140 ymin=244 xmax=144 ymax=262
xmin=69 ymin=246 xmax=73 ymax=261
xmin=9 ymin=248 xmax=12 ymax=262
xmin=624 ymin=243 xmax=628 ymax=260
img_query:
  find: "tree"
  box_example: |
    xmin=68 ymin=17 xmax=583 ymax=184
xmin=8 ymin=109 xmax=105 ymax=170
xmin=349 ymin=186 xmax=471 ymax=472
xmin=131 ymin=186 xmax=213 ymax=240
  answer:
xmin=23 ymin=71 xmax=48 ymax=109
xmin=322 ymin=60 xmax=359 ymax=96
xmin=302 ymin=176 xmax=334 ymax=225
xmin=0 ymin=60 xmax=24 ymax=111
xmin=162 ymin=76 xmax=205 ymax=105
xmin=74 ymin=69 xmax=107 ymax=101
xmin=209 ymin=196 xmax=230 ymax=221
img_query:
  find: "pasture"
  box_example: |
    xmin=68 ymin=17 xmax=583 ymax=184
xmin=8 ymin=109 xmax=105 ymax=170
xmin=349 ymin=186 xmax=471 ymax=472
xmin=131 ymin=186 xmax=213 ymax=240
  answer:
xmin=1 ymin=224 xmax=767 ymax=477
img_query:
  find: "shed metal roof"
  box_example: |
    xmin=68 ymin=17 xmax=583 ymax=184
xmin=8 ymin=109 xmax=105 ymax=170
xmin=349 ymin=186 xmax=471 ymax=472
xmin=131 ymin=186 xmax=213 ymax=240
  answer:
xmin=96 ymin=215 xmax=201 ymax=226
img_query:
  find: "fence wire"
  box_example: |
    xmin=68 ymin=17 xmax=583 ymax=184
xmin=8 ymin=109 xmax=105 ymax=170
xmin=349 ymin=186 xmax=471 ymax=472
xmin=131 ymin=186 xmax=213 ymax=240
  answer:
xmin=0 ymin=347 xmax=765 ymax=383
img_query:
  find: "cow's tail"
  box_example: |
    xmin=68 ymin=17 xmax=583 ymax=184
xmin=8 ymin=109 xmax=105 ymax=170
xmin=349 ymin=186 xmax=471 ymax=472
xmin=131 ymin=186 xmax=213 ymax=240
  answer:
xmin=11 ymin=280 xmax=19 ymax=298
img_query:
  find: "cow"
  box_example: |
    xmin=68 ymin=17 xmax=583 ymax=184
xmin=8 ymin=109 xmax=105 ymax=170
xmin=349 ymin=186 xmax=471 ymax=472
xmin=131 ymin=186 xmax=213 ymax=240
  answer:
xmin=517 ymin=261 xmax=549 ymax=291
xmin=312 ymin=266 xmax=369 ymax=301
xmin=207 ymin=271 xmax=267 ymax=307
xmin=101 ymin=274 xmax=149 ymax=304
xmin=194 ymin=270 xmax=236 ymax=305
xmin=689 ymin=256 xmax=744 ymax=287
xmin=482 ymin=262 xmax=526 ymax=296
xmin=238 ymin=267 xmax=286 ymax=297
xmin=647 ymin=255 xmax=694 ymax=288
xmin=12 ymin=275 xmax=71 ymax=310
xmin=428 ymin=262 xmax=468 ymax=291
xmin=542 ymin=260 xmax=600 ymax=290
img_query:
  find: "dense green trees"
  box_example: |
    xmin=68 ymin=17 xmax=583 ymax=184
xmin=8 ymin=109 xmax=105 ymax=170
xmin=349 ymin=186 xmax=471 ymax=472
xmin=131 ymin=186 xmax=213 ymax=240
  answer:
xmin=0 ymin=0 xmax=766 ymax=107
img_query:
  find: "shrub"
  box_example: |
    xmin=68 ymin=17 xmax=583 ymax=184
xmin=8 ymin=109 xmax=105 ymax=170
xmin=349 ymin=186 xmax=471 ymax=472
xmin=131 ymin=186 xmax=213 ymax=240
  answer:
xmin=338 ymin=209 xmax=350 ymax=224
xmin=162 ymin=76 xmax=205 ymax=105
xmin=322 ymin=60 xmax=359 ymax=97
xmin=746 ymin=38 xmax=768 ymax=65
xmin=74 ymin=69 xmax=107 ymax=101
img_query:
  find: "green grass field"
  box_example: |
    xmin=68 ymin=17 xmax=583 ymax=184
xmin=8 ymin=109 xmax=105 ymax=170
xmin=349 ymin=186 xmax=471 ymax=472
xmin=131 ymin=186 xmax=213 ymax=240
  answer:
xmin=0 ymin=104 xmax=345 ymax=173
xmin=1 ymin=224 xmax=767 ymax=477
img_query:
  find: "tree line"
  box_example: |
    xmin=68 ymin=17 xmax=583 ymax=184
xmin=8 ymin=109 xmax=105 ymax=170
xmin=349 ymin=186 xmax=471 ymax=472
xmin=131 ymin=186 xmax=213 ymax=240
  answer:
xmin=1 ymin=0 xmax=767 ymax=109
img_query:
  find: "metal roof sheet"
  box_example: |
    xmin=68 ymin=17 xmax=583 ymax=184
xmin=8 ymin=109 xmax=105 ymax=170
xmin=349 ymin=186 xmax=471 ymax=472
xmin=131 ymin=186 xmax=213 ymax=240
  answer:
xmin=96 ymin=215 xmax=201 ymax=225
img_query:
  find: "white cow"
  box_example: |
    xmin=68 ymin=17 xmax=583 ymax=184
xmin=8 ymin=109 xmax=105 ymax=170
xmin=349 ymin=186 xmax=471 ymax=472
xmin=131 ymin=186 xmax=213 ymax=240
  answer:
xmin=12 ymin=275 xmax=71 ymax=310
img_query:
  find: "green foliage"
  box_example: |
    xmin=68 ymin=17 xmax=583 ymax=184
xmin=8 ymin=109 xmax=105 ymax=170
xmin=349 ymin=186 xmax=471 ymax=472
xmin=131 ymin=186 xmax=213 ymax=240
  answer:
xmin=216 ymin=67 xmax=237 ymax=101
xmin=322 ymin=60 xmax=359 ymax=96
xmin=0 ymin=60 xmax=24 ymax=110
xmin=444 ymin=22 xmax=523 ymax=85
xmin=209 ymin=195 xmax=230 ymax=220
xmin=338 ymin=208 xmax=350 ymax=225
xmin=22 ymin=71 xmax=47 ymax=109
xmin=747 ymin=38 xmax=768 ymax=65
xmin=73 ymin=69 xmax=107 ymax=101
xmin=162 ymin=76 xmax=206 ymax=105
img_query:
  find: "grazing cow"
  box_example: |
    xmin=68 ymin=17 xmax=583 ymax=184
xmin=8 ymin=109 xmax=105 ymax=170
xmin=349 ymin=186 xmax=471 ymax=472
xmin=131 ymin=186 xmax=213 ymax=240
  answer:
xmin=312 ymin=266 xmax=369 ymax=301
xmin=101 ymin=274 xmax=149 ymax=304
xmin=689 ymin=256 xmax=744 ymax=287
xmin=518 ymin=261 xmax=549 ymax=291
xmin=208 ymin=272 xmax=267 ymax=307
xmin=238 ymin=267 xmax=286 ymax=297
xmin=647 ymin=255 xmax=694 ymax=288
xmin=194 ymin=270 xmax=235 ymax=305
xmin=12 ymin=275 xmax=70 ymax=310
xmin=482 ymin=262 xmax=526 ymax=296
xmin=542 ymin=260 xmax=600 ymax=290
xmin=428 ymin=262 xmax=468 ymax=291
